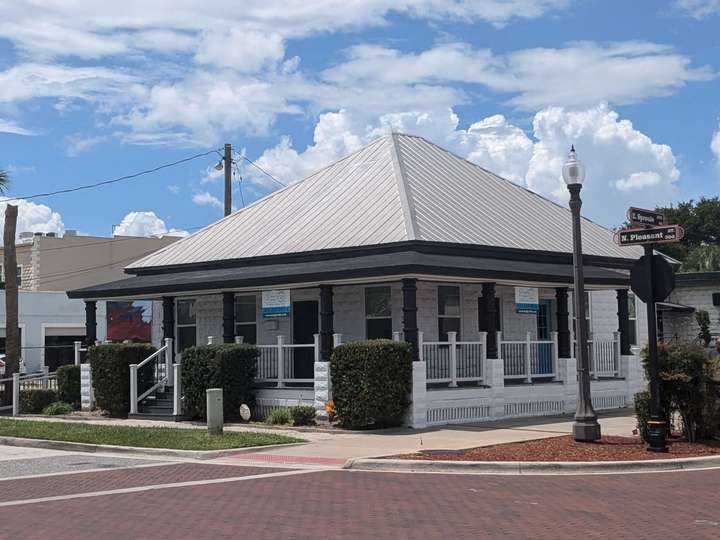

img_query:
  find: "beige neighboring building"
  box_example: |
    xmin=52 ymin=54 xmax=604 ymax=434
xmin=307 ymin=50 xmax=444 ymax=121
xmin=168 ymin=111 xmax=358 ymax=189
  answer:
xmin=1 ymin=231 xmax=180 ymax=292
xmin=0 ymin=231 xmax=180 ymax=373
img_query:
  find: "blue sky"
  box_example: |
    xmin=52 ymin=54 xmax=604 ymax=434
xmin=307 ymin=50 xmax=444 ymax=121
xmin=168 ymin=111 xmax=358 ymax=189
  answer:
xmin=0 ymin=0 xmax=718 ymax=239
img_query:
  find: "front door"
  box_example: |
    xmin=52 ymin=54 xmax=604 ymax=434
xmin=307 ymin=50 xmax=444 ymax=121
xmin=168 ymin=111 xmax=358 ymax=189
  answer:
xmin=292 ymin=301 xmax=318 ymax=380
xmin=537 ymin=299 xmax=555 ymax=375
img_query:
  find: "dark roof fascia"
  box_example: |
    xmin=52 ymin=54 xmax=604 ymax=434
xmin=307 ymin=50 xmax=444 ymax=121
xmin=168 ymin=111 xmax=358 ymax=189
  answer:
xmin=127 ymin=240 xmax=637 ymax=277
xmin=675 ymin=271 xmax=720 ymax=285
xmin=71 ymin=258 xmax=628 ymax=300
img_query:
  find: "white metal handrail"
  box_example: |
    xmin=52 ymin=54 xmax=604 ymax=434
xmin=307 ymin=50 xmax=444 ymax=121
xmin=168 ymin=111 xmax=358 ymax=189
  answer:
xmin=422 ymin=332 xmax=486 ymax=387
xmin=0 ymin=369 xmax=57 ymax=416
xmin=500 ymin=331 xmax=558 ymax=383
xmin=256 ymin=335 xmax=319 ymax=387
xmin=129 ymin=338 xmax=173 ymax=415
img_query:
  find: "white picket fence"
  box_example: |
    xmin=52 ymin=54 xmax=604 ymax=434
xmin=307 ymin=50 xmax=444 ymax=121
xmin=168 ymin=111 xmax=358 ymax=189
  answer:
xmin=587 ymin=333 xmax=621 ymax=377
xmin=500 ymin=331 xmax=559 ymax=382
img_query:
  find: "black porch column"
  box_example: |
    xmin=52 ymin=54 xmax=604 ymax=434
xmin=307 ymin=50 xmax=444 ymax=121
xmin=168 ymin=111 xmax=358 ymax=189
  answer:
xmin=84 ymin=301 xmax=97 ymax=345
xmin=402 ymin=279 xmax=419 ymax=361
xmin=319 ymin=285 xmax=334 ymax=362
xmin=162 ymin=296 xmax=175 ymax=342
xmin=555 ymin=287 xmax=571 ymax=358
xmin=479 ymin=283 xmax=498 ymax=359
xmin=616 ymin=289 xmax=631 ymax=355
xmin=222 ymin=292 xmax=235 ymax=344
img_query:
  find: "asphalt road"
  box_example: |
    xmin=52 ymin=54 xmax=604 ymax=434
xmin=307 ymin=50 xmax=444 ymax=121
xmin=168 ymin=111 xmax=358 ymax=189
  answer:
xmin=0 ymin=449 xmax=718 ymax=539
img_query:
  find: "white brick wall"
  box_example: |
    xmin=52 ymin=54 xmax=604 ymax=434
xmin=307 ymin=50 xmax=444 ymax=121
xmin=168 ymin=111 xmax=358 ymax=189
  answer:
xmin=665 ymin=285 xmax=720 ymax=342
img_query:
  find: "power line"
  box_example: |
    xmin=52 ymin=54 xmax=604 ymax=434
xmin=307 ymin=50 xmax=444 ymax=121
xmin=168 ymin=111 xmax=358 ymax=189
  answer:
xmin=4 ymin=149 xmax=221 ymax=203
xmin=235 ymin=152 xmax=286 ymax=188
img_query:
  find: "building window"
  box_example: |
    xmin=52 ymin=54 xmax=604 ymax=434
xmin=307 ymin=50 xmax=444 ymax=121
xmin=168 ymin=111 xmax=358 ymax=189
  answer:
xmin=365 ymin=286 xmax=392 ymax=339
xmin=0 ymin=265 xmax=22 ymax=287
xmin=106 ymin=301 xmax=152 ymax=343
xmin=235 ymin=295 xmax=257 ymax=344
xmin=176 ymin=299 xmax=197 ymax=352
xmin=438 ymin=285 xmax=461 ymax=340
xmin=628 ymin=293 xmax=638 ymax=346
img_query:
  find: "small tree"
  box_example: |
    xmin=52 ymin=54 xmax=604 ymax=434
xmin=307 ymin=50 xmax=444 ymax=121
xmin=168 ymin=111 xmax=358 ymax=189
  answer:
xmin=696 ymin=310 xmax=712 ymax=347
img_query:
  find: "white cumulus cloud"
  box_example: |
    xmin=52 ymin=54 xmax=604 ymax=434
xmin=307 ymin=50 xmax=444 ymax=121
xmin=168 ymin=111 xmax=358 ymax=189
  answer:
xmin=248 ymin=103 xmax=680 ymax=226
xmin=192 ymin=191 xmax=223 ymax=209
xmin=113 ymin=211 xmax=188 ymax=237
xmin=0 ymin=198 xmax=65 ymax=242
xmin=675 ymin=0 xmax=720 ymax=18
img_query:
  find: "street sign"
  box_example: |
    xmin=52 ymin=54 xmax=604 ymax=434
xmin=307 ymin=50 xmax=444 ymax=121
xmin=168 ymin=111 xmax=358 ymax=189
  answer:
xmin=614 ymin=225 xmax=684 ymax=246
xmin=630 ymin=254 xmax=675 ymax=303
xmin=627 ymin=207 xmax=665 ymax=227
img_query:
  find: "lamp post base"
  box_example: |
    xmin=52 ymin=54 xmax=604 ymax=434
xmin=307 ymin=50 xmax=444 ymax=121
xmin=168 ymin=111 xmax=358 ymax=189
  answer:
xmin=573 ymin=419 xmax=601 ymax=442
xmin=646 ymin=420 xmax=668 ymax=453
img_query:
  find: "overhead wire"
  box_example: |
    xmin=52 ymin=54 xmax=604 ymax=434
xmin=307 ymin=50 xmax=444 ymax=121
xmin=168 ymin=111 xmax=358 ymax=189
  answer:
xmin=4 ymin=149 xmax=221 ymax=203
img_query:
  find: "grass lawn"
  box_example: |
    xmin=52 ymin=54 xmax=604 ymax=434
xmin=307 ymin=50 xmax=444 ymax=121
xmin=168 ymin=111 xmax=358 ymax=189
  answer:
xmin=0 ymin=419 xmax=304 ymax=451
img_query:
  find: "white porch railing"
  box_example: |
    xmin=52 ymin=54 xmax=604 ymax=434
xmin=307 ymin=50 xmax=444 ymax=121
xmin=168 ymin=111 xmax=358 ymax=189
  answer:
xmin=256 ymin=334 xmax=319 ymax=387
xmin=587 ymin=332 xmax=621 ymax=378
xmin=0 ymin=369 xmax=57 ymax=416
xmin=421 ymin=332 xmax=486 ymax=386
xmin=129 ymin=337 xmax=174 ymax=415
xmin=500 ymin=331 xmax=559 ymax=382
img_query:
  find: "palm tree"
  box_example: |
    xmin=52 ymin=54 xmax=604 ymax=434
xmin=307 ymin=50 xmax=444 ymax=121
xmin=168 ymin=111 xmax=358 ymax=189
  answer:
xmin=0 ymin=170 xmax=8 ymax=193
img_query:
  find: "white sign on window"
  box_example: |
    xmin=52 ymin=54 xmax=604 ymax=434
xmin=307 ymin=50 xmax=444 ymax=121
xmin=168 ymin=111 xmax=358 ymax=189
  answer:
xmin=515 ymin=287 xmax=539 ymax=314
xmin=261 ymin=290 xmax=291 ymax=317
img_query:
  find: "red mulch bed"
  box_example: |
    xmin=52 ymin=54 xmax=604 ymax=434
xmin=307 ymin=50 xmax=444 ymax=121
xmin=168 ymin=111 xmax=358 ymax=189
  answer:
xmin=395 ymin=435 xmax=720 ymax=462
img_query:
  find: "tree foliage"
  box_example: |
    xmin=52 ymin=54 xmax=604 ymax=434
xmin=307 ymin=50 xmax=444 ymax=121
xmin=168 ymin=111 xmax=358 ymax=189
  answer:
xmin=681 ymin=244 xmax=720 ymax=272
xmin=655 ymin=197 xmax=720 ymax=261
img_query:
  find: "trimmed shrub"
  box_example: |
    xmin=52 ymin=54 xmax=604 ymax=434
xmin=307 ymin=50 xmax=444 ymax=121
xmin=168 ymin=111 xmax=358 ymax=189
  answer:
xmin=265 ymin=407 xmax=292 ymax=425
xmin=290 ymin=405 xmax=316 ymax=426
xmin=42 ymin=401 xmax=74 ymax=415
xmin=57 ymin=365 xmax=81 ymax=408
xmin=89 ymin=344 xmax=156 ymax=417
xmin=639 ymin=342 xmax=719 ymax=442
xmin=20 ymin=389 xmax=58 ymax=414
xmin=633 ymin=391 xmax=651 ymax=442
xmin=181 ymin=344 xmax=258 ymax=420
xmin=330 ymin=340 xmax=412 ymax=429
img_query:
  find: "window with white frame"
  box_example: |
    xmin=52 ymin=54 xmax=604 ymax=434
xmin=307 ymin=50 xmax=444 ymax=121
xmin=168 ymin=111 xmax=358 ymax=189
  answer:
xmin=365 ymin=286 xmax=392 ymax=339
xmin=0 ymin=265 xmax=22 ymax=287
xmin=438 ymin=285 xmax=461 ymax=340
xmin=234 ymin=295 xmax=257 ymax=344
xmin=628 ymin=293 xmax=638 ymax=346
xmin=176 ymin=299 xmax=196 ymax=352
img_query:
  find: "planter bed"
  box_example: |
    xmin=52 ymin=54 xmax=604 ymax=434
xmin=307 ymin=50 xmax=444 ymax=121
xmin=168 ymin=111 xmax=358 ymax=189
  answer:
xmin=0 ymin=419 xmax=302 ymax=451
xmin=395 ymin=435 xmax=720 ymax=462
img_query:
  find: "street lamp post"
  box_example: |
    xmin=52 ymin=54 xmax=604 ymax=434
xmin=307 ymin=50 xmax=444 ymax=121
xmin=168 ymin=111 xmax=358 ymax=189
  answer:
xmin=563 ymin=146 xmax=601 ymax=442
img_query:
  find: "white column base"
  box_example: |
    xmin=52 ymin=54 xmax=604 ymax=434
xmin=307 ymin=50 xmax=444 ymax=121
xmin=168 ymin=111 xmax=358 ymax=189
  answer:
xmin=313 ymin=361 xmax=331 ymax=420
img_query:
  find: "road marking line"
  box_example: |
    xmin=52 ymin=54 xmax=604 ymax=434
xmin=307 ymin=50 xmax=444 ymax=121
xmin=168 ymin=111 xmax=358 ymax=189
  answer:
xmin=0 ymin=461 xmax=176 ymax=483
xmin=0 ymin=468 xmax=321 ymax=508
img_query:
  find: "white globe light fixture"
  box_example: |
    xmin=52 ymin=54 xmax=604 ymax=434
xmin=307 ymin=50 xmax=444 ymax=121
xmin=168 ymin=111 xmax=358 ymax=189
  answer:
xmin=562 ymin=145 xmax=586 ymax=185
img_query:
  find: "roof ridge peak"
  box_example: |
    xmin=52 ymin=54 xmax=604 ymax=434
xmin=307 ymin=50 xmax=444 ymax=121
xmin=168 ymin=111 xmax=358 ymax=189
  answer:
xmin=390 ymin=133 xmax=417 ymax=241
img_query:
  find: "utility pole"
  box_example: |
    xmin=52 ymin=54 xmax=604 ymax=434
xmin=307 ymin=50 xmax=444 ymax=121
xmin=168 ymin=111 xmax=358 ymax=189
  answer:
xmin=3 ymin=204 xmax=19 ymax=406
xmin=224 ymin=143 xmax=232 ymax=217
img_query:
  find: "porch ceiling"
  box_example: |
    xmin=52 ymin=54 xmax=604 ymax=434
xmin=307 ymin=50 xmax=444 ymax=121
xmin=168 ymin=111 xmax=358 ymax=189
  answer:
xmin=67 ymin=250 xmax=629 ymax=300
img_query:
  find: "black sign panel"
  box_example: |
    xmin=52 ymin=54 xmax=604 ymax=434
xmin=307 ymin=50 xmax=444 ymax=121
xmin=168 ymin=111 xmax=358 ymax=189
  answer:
xmin=630 ymin=255 xmax=675 ymax=303
xmin=627 ymin=207 xmax=665 ymax=227
xmin=614 ymin=225 xmax=684 ymax=246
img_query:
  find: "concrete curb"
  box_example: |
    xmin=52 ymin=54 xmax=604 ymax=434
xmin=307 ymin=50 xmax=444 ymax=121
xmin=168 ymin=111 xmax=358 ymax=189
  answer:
xmin=0 ymin=436 xmax=307 ymax=461
xmin=343 ymin=454 xmax=720 ymax=475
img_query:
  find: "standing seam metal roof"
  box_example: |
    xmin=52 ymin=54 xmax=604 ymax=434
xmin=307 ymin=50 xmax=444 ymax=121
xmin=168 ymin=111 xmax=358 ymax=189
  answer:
xmin=128 ymin=133 xmax=640 ymax=270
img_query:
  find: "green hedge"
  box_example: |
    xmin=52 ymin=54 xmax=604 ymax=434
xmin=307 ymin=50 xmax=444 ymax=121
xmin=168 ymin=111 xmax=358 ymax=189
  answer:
xmin=20 ymin=389 xmax=58 ymax=413
xmin=330 ymin=340 xmax=412 ymax=429
xmin=89 ymin=344 xmax=156 ymax=417
xmin=181 ymin=344 xmax=258 ymax=420
xmin=57 ymin=365 xmax=81 ymax=408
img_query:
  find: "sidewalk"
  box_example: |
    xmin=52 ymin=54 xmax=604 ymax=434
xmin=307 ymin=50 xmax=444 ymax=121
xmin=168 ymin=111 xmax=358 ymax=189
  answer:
xmin=7 ymin=411 xmax=639 ymax=465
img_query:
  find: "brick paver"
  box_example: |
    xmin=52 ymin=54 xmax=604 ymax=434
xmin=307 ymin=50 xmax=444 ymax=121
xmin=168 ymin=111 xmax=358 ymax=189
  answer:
xmin=0 ymin=466 xmax=719 ymax=539
xmin=0 ymin=463 xmax=279 ymax=503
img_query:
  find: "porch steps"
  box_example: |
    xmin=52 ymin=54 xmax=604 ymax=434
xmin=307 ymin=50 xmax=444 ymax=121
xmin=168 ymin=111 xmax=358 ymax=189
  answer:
xmin=128 ymin=388 xmax=185 ymax=422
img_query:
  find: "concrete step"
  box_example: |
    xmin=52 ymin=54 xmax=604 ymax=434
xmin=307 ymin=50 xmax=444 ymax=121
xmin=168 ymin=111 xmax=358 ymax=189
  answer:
xmin=128 ymin=412 xmax=185 ymax=422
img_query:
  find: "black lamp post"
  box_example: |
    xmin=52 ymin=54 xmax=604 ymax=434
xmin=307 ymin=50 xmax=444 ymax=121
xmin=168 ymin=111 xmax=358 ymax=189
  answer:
xmin=563 ymin=146 xmax=601 ymax=442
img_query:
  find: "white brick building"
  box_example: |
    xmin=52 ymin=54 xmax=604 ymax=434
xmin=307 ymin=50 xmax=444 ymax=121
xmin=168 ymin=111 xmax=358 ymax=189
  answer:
xmin=70 ymin=134 xmax=649 ymax=424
